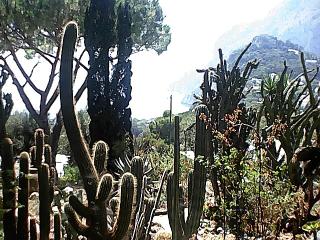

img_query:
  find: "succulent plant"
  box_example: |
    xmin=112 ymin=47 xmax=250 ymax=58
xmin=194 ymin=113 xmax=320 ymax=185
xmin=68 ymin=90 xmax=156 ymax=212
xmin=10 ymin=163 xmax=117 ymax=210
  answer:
xmin=17 ymin=152 xmax=30 ymax=240
xmin=60 ymin=21 xmax=138 ymax=239
xmin=167 ymin=116 xmax=206 ymax=240
xmin=1 ymin=138 xmax=17 ymax=240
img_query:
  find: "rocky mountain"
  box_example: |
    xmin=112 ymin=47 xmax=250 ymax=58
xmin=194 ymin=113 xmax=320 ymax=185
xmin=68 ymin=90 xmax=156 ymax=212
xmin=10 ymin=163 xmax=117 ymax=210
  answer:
xmin=228 ymin=35 xmax=319 ymax=78
xmin=178 ymin=34 xmax=319 ymax=107
xmin=215 ymin=0 xmax=320 ymax=57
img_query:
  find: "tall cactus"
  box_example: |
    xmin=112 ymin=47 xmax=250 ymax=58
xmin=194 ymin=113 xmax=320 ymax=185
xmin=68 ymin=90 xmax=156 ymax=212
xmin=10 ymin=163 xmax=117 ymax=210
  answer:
xmin=167 ymin=116 xmax=206 ymax=240
xmin=38 ymin=163 xmax=51 ymax=240
xmin=60 ymin=21 xmax=138 ymax=239
xmin=1 ymin=138 xmax=17 ymax=240
xmin=17 ymin=152 xmax=30 ymax=240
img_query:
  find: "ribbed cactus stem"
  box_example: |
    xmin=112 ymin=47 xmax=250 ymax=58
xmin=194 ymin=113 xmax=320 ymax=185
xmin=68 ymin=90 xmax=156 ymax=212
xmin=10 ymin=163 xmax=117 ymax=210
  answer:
xmin=59 ymin=21 xmax=99 ymax=202
xmin=195 ymin=105 xmax=209 ymax=158
xmin=96 ymin=173 xmax=113 ymax=202
xmin=93 ymin=140 xmax=109 ymax=175
xmin=17 ymin=152 xmax=30 ymax=240
xmin=44 ymin=144 xmax=52 ymax=166
xmin=39 ymin=163 xmax=51 ymax=240
xmin=185 ymin=159 xmax=206 ymax=236
xmin=111 ymin=172 xmax=136 ymax=239
xmin=1 ymin=138 xmax=17 ymax=240
xmin=30 ymin=146 xmax=36 ymax=167
xmin=64 ymin=204 xmax=103 ymax=239
xmin=167 ymin=117 xmax=206 ymax=240
xmin=30 ymin=217 xmax=37 ymax=240
xmin=54 ymin=212 xmax=62 ymax=240
xmin=130 ymin=156 xmax=144 ymax=213
xmin=35 ymin=129 xmax=44 ymax=167
xmin=69 ymin=195 xmax=95 ymax=219
xmin=173 ymin=116 xmax=181 ymax=240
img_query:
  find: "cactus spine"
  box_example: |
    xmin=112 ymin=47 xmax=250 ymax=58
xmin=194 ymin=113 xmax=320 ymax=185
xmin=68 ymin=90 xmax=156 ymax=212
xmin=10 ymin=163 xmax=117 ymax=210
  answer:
xmin=17 ymin=152 xmax=30 ymax=240
xmin=60 ymin=21 xmax=137 ymax=239
xmin=167 ymin=116 xmax=206 ymax=240
xmin=1 ymin=138 xmax=17 ymax=240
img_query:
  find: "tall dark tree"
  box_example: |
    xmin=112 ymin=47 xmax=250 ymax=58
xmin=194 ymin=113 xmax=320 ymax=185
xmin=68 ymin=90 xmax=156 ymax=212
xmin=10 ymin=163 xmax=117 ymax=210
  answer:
xmin=85 ymin=0 xmax=133 ymax=166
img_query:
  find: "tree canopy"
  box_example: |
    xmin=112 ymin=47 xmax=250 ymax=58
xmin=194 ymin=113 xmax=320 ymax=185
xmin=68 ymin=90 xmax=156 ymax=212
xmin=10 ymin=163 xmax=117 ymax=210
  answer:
xmin=0 ymin=0 xmax=171 ymax=54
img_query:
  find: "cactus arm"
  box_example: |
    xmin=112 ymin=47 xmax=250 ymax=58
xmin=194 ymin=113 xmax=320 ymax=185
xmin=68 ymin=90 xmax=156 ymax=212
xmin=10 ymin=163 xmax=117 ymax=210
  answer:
xmin=64 ymin=204 xmax=103 ymax=240
xmin=54 ymin=212 xmax=62 ymax=240
xmin=39 ymin=163 xmax=51 ymax=240
xmin=1 ymin=138 xmax=17 ymax=240
xmin=35 ymin=128 xmax=44 ymax=167
xmin=96 ymin=173 xmax=113 ymax=202
xmin=30 ymin=217 xmax=37 ymax=240
xmin=59 ymin=22 xmax=99 ymax=201
xmin=30 ymin=146 xmax=36 ymax=167
xmin=130 ymin=156 xmax=144 ymax=214
xmin=93 ymin=141 xmax=109 ymax=175
xmin=185 ymin=160 xmax=206 ymax=237
xmin=44 ymin=144 xmax=52 ymax=166
xmin=110 ymin=173 xmax=136 ymax=239
xmin=69 ymin=195 xmax=95 ymax=219
xmin=17 ymin=152 xmax=30 ymax=240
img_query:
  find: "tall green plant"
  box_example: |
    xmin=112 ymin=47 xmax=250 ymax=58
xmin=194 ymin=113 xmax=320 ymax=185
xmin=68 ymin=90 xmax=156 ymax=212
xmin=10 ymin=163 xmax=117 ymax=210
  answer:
xmin=166 ymin=116 xmax=206 ymax=240
xmin=258 ymin=56 xmax=320 ymax=185
xmin=60 ymin=21 xmax=138 ymax=239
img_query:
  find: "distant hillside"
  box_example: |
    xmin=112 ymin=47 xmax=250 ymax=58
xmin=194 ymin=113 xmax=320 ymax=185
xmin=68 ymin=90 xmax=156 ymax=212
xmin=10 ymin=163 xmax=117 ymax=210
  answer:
xmin=175 ymin=34 xmax=320 ymax=108
xmin=228 ymin=35 xmax=319 ymax=78
xmin=215 ymin=0 xmax=320 ymax=57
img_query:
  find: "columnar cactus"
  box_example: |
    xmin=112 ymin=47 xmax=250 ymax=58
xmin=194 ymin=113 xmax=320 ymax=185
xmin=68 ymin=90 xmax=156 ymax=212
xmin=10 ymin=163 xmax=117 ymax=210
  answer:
xmin=195 ymin=104 xmax=209 ymax=158
xmin=34 ymin=128 xmax=44 ymax=167
xmin=1 ymin=138 xmax=17 ymax=240
xmin=17 ymin=152 xmax=30 ymax=240
xmin=60 ymin=21 xmax=138 ymax=239
xmin=54 ymin=212 xmax=62 ymax=240
xmin=167 ymin=116 xmax=206 ymax=240
xmin=39 ymin=163 xmax=51 ymax=240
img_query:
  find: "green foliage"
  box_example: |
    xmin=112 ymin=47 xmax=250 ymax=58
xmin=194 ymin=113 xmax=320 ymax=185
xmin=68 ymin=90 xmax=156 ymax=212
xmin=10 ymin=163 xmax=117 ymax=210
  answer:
xmin=6 ymin=111 xmax=38 ymax=154
xmin=228 ymin=35 xmax=319 ymax=79
xmin=302 ymin=220 xmax=320 ymax=232
xmin=213 ymin=148 xmax=295 ymax=236
xmin=149 ymin=115 xmax=174 ymax=144
xmin=0 ymin=0 xmax=170 ymax=54
xmin=60 ymin=165 xmax=80 ymax=186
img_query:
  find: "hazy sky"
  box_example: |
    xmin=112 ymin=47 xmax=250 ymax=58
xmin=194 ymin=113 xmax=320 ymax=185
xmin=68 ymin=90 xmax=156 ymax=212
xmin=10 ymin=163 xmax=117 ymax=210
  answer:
xmin=131 ymin=0 xmax=285 ymax=118
xmin=4 ymin=0 xmax=285 ymax=120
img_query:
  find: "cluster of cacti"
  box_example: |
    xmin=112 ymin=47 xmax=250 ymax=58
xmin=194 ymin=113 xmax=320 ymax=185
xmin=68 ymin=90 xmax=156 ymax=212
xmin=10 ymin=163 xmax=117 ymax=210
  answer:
xmin=166 ymin=116 xmax=207 ymax=240
xmin=258 ymin=55 xmax=320 ymax=185
xmin=29 ymin=128 xmax=58 ymax=240
xmin=59 ymin=21 xmax=139 ymax=239
xmin=59 ymin=21 xmax=169 ymax=240
xmin=1 ymin=127 xmax=62 ymax=240
xmin=196 ymin=44 xmax=258 ymax=152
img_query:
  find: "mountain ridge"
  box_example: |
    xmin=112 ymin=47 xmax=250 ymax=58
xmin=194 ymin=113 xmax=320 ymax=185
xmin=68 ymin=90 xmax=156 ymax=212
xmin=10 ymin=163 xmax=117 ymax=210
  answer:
xmin=214 ymin=0 xmax=320 ymax=57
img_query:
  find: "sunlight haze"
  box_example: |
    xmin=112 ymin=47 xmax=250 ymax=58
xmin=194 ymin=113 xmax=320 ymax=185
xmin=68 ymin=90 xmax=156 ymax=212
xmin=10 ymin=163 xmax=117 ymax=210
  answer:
xmin=4 ymin=0 xmax=285 ymax=119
